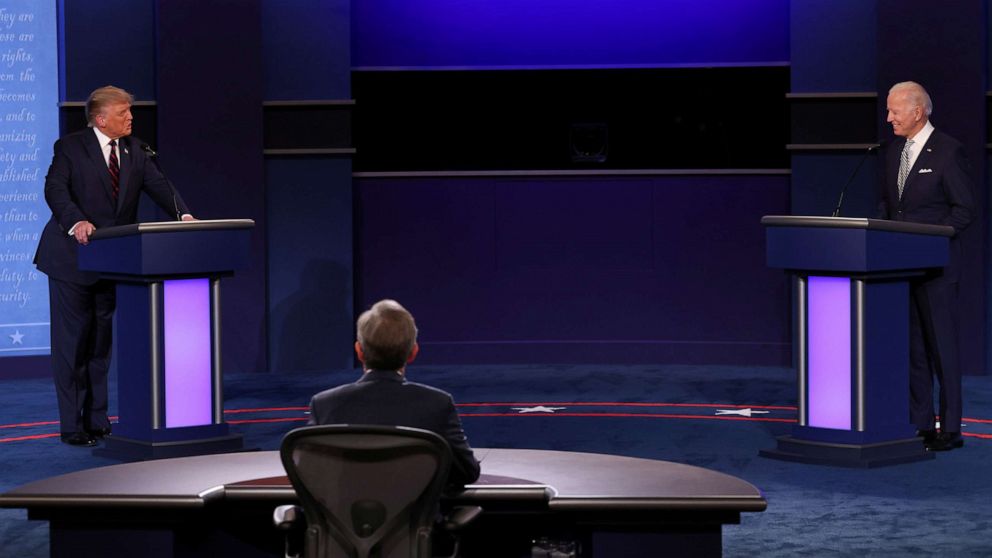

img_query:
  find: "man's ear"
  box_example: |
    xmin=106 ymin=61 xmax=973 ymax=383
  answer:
xmin=354 ymin=341 xmax=365 ymax=363
xmin=406 ymin=343 xmax=419 ymax=364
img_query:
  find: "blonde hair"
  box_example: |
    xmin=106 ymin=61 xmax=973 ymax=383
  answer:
xmin=85 ymin=86 xmax=134 ymax=126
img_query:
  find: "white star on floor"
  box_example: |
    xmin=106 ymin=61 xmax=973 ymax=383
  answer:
xmin=715 ymin=408 xmax=769 ymax=417
xmin=9 ymin=330 xmax=24 ymax=345
xmin=511 ymin=406 xmax=567 ymax=414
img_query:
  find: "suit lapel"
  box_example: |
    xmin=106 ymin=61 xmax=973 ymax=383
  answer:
xmin=116 ymin=137 xmax=131 ymax=213
xmin=902 ymin=133 xmax=936 ymax=199
xmin=84 ymin=131 xmax=117 ymax=207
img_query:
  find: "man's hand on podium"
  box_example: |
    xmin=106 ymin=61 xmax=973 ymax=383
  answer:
xmin=71 ymin=220 xmax=96 ymax=245
xmin=181 ymin=214 xmax=197 ymax=222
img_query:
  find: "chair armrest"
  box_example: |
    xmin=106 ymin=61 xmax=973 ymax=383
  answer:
xmin=273 ymin=504 xmax=304 ymax=530
xmin=443 ymin=505 xmax=483 ymax=531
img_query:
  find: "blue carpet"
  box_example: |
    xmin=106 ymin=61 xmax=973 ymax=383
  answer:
xmin=1 ymin=364 xmax=991 ymax=556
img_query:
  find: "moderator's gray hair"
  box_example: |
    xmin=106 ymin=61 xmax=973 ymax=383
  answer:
xmin=356 ymin=299 xmax=418 ymax=370
xmin=889 ymin=81 xmax=933 ymax=116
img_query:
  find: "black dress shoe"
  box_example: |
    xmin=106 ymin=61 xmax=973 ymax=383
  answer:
xmin=86 ymin=427 xmax=112 ymax=439
xmin=926 ymin=432 xmax=964 ymax=452
xmin=60 ymin=432 xmax=97 ymax=447
xmin=916 ymin=429 xmax=938 ymax=444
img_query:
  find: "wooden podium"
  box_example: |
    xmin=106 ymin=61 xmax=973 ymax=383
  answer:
xmin=759 ymin=216 xmax=953 ymax=467
xmin=78 ymin=219 xmax=254 ymax=460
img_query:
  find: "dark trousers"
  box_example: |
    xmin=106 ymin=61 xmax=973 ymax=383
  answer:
xmin=48 ymin=277 xmax=116 ymax=434
xmin=908 ymin=275 xmax=961 ymax=433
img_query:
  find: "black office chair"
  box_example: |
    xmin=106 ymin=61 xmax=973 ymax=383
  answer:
xmin=273 ymin=424 xmax=479 ymax=558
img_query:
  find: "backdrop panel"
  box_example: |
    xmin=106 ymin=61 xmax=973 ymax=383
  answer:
xmin=356 ymin=175 xmax=791 ymax=365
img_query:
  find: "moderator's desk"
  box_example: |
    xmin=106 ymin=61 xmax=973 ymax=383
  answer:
xmin=1 ymin=449 xmax=766 ymax=557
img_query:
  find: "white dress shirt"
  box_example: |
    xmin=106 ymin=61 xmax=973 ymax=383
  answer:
xmin=904 ymin=120 xmax=935 ymax=171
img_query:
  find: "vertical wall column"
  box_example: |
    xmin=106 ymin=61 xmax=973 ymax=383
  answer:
xmin=156 ymin=0 xmax=268 ymax=373
xmin=262 ymin=0 xmax=356 ymax=372
xmin=790 ymin=0 xmax=989 ymax=375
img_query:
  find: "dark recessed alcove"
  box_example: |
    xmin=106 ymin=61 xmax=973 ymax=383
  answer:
xmin=352 ymin=67 xmax=790 ymax=172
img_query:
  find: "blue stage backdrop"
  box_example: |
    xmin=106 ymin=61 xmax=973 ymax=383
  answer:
xmin=357 ymin=174 xmax=792 ymax=366
xmin=352 ymin=0 xmax=789 ymax=69
xmin=0 ymin=0 xmax=58 ymax=359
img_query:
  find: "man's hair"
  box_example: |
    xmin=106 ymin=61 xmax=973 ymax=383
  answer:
xmin=889 ymin=81 xmax=933 ymax=116
xmin=356 ymin=299 xmax=418 ymax=371
xmin=85 ymin=86 xmax=134 ymax=126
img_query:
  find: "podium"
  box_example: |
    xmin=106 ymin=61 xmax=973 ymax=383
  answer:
xmin=78 ymin=219 xmax=254 ymax=460
xmin=759 ymin=216 xmax=953 ymax=467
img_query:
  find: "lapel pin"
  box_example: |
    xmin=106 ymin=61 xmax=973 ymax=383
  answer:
xmin=926 ymin=148 xmax=931 ymax=152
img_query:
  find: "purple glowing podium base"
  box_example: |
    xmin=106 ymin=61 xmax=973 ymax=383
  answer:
xmin=759 ymin=216 xmax=953 ymax=467
xmin=79 ymin=219 xmax=254 ymax=461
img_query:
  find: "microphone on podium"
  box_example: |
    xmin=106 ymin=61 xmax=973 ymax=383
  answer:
xmin=140 ymin=143 xmax=183 ymax=222
xmin=140 ymin=143 xmax=158 ymax=158
xmin=831 ymin=141 xmax=886 ymax=218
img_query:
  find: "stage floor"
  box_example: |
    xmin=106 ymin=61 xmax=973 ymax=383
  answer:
xmin=2 ymin=364 xmax=991 ymax=556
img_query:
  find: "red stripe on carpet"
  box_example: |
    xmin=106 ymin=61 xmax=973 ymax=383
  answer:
xmin=456 ymin=402 xmax=796 ymax=410
xmin=0 ymin=433 xmax=60 ymax=443
xmin=224 ymin=407 xmax=308 ymax=414
xmin=227 ymin=417 xmax=309 ymax=425
xmin=0 ymin=420 xmax=60 ymax=429
xmin=459 ymin=412 xmax=795 ymax=423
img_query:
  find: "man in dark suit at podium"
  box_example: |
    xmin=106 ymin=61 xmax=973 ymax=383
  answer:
xmin=308 ymin=299 xmax=481 ymax=486
xmin=34 ymin=86 xmax=194 ymax=446
xmin=876 ymin=81 xmax=975 ymax=452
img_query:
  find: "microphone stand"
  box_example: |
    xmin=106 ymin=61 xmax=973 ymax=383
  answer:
xmin=141 ymin=144 xmax=183 ymax=221
xmin=831 ymin=144 xmax=881 ymax=218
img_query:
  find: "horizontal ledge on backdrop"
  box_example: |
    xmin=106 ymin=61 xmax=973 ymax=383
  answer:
xmin=264 ymin=148 xmax=356 ymax=156
xmin=787 ymin=144 xmax=880 ymax=151
xmin=353 ymin=168 xmax=790 ymax=178
xmin=262 ymin=100 xmax=356 ymax=106
xmin=352 ymin=62 xmax=792 ymax=72
xmin=786 ymin=92 xmax=877 ymax=99
xmin=59 ymin=100 xmax=157 ymax=107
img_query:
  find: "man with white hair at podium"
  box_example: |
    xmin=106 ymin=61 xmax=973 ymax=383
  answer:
xmin=876 ymin=80 xmax=975 ymax=452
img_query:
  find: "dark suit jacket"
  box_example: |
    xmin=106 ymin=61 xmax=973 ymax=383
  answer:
xmin=876 ymin=128 xmax=975 ymax=281
xmin=308 ymin=370 xmax=481 ymax=486
xmin=34 ymin=129 xmax=189 ymax=284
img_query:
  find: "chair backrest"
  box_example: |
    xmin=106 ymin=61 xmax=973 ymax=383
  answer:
xmin=280 ymin=424 xmax=453 ymax=558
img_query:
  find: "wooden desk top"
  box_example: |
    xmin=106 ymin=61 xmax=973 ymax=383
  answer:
xmin=1 ymin=448 xmax=766 ymax=514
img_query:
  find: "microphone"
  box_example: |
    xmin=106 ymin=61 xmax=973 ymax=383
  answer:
xmin=140 ymin=143 xmax=182 ymax=221
xmin=831 ymin=142 xmax=885 ymax=218
xmin=140 ymin=143 xmax=158 ymax=158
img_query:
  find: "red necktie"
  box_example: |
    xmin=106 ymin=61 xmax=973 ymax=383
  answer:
xmin=108 ymin=140 xmax=120 ymax=199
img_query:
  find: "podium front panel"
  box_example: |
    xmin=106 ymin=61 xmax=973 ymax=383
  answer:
xmin=767 ymin=227 xmax=948 ymax=272
xmin=164 ymin=279 xmax=212 ymax=428
xmin=806 ymin=276 xmax=851 ymax=430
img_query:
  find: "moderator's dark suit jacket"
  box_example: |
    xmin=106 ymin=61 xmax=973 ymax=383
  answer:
xmin=308 ymin=370 xmax=481 ymax=486
xmin=34 ymin=129 xmax=189 ymax=285
xmin=876 ymin=129 xmax=975 ymax=280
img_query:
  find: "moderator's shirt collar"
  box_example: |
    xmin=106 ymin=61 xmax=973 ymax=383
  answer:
xmin=359 ymin=369 xmax=406 ymax=383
